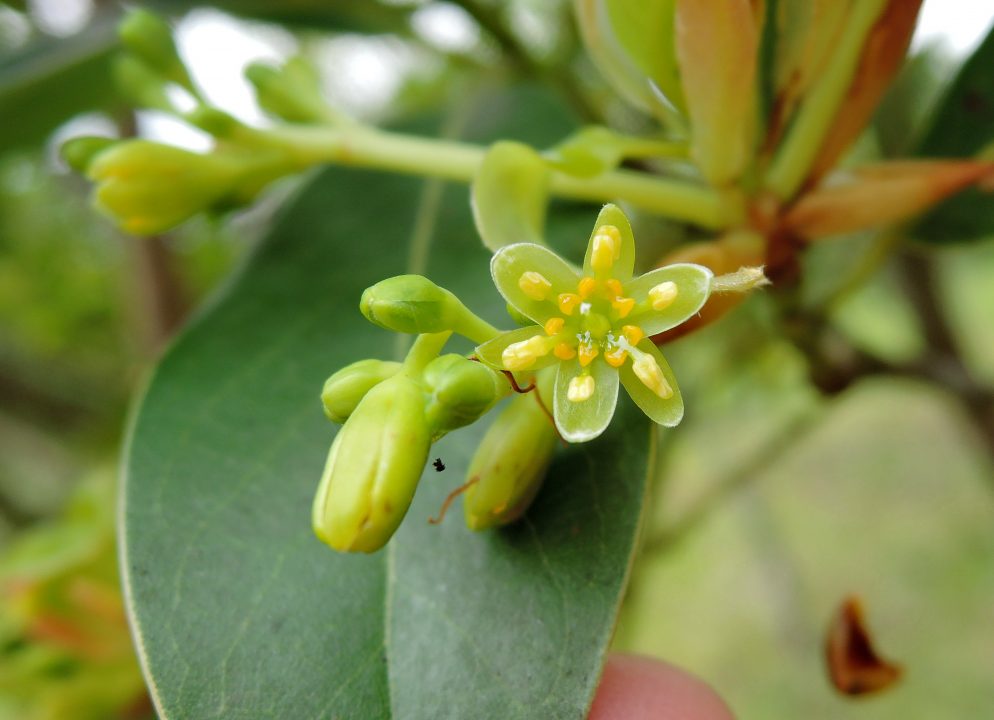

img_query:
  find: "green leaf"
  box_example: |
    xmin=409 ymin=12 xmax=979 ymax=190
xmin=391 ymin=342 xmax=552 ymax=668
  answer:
xmin=914 ymin=20 xmax=994 ymax=244
xmin=122 ymin=100 xmax=654 ymax=718
xmin=471 ymin=140 xmax=550 ymax=252
xmin=0 ymin=13 xmax=119 ymax=155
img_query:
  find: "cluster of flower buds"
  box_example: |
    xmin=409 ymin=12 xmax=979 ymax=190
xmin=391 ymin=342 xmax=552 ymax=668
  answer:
xmin=313 ymin=206 xmax=767 ymax=553
xmin=60 ymin=9 xmax=344 ymax=237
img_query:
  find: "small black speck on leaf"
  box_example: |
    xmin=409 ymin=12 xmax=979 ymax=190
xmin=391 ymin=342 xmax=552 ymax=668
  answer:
xmin=432 ymin=458 xmax=445 ymax=472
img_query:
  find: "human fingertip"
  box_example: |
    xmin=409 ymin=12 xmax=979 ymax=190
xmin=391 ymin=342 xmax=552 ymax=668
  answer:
xmin=589 ymin=653 xmax=735 ymax=720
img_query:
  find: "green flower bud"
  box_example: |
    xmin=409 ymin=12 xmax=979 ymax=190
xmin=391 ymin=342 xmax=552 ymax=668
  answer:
xmin=463 ymin=389 xmax=558 ymax=531
xmin=60 ymin=136 xmax=116 ymax=174
xmin=118 ymin=9 xmax=194 ymax=92
xmin=313 ymin=374 xmax=430 ymax=553
xmin=245 ymin=57 xmax=337 ymax=124
xmin=360 ymin=275 xmax=465 ymax=334
xmin=114 ymin=55 xmax=173 ymax=112
xmin=321 ymin=358 xmax=402 ymax=423
xmin=85 ymin=140 xmax=289 ymax=235
xmin=185 ymin=106 xmax=243 ymax=138
xmin=422 ymin=354 xmax=501 ymax=437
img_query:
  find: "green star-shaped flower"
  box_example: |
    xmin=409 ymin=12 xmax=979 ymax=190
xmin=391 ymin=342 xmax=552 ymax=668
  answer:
xmin=476 ymin=204 xmax=713 ymax=442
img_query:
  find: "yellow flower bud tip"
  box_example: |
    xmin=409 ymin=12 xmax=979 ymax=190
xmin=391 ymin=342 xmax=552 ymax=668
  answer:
xmin=621 ymin=325 xmax=644 ymax=345
xmin=632 ymin=353 xmax=673 ymax=399
xmin=518 ymin=271 xmax=552 ymax=301
xmin=554 ymin=342 xmax=576 ymax=360
xmin=612 ymin=296 xmax=635 ymax=318
xmin=544 ymin=317 xmax=565 ymax=336
xmin=578 ymin=277 xmax=598 ymax=298
xmin=567 ymin=374 xmax=596 ymax=402
xmin=604 ymin=347 xmax=627 ymax=367
xmin=557 ymin=293 xmax=581 ymax=315
xmin=502 ymin=335 xmax=550 ymax=371
xmin=648 ymin=281 xmax=679 ymax=311
xmin=578 ymin=342 xmax=599 ymax=367
xmin=591 ymin=227 xmax=621 ymax=272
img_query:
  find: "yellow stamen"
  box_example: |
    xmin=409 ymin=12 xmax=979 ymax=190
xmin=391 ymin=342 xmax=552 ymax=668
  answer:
xmin=648 ymin=281 xmax=679 ymax=311
xmin=518 ymin=271 xmax=552 ymax=301
xmin=604 ymin=347 xmax=627 ymax=367
xmin=621 ymin=325 xmax=644 ymax=345
xmin=578 ymin=277 xmax=598 ymax=298
xmin=554 ymin=342 xmax=576 ymax=360
xmin=606 ymin=278 xmax=623 ymax=297
xmin=632 ymin=353 xmax=673 ymax=398
xmin=558 ymin=293 xmax=581 ymax=315
xmin=502 ymin=335 xmax=549 ymax=371
xmin=544 ymin=317 xmax=565 ymax=336
xmin=590 ymin=225 xmax=621 ymax=272
xmin=578 ymin=343 xmax=599 ymax=367
xmin=612 ymin=296 xmax=635 ymax=318
xmin=567 ymin=375 xmax=595 ymax=402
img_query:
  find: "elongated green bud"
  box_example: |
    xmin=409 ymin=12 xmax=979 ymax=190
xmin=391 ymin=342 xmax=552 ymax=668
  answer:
xmin=422 ymin=354 xmax=501 ymax=437
xmin=313 ymin=374 xmax=430 ymax=553
xmin=360 ymin=275 xmax=464 ymax=334
xmin=114 ymin=55 xmax=173 ymax=112
xmin=83 ymin=140 xmax=291 ymax=235
xmin=245 ymin=57 xmax=338 ymax=124
xmin=118 ymin=9 xmax=195 ymax=92
xmin=60 ymin=136 xmax=116 ymax=174
xmin=321 ymin=359 xmax=402 ymax=423
xmin=463 ymin=384 xmax=558 ymax=531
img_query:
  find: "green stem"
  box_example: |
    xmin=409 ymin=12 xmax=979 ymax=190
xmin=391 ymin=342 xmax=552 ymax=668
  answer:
xmin=453 ymin=309 xmax=501 ymax=345
xmin=403 ymin=331 xmax=452 ymax=373
xmin=764 ymin=0 xmax=888 ymax=200
xmin=269 ymin=126 xmax=731 ymax=229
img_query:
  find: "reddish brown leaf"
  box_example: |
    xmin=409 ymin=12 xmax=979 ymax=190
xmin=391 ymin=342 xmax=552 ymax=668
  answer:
xmin=785 ymin=160 xmax=994 ymax=238
xmin=808 ymin=0 xmax=923 ymax=182
xmin=826 ymin=596 xmax=903 ymax=696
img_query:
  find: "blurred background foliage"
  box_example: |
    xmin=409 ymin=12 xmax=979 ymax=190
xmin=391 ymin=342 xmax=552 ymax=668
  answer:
xmin=0 ymin=0 xmax=992 ymax=718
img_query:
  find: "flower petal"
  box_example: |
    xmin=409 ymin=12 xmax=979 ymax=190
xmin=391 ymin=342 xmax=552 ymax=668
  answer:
xmin=554 ymin=358 xmax=619 ymax=443
xmin=491 ymin=243 xmax=580 ymax=325
xmin=625 ymin=263 xmax=712 ymax=336
xmin=620 ymin=340 xmax=683 ymax=427
xmin=475 ymin=326 xmax=558 ymax=372
xmin=582 ymin=204 xmax=636 ymax=281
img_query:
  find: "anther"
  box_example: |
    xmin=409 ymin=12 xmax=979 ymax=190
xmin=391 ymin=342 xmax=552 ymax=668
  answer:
xmin=557 ymin=292 xmax=581 ymax=315
xmin=632 ymin=352 xmax=673 ymax=398
xmin=518 ymin=271 xmax=552 ymax=301
xmin=502 ymin=335 xmax=549 ymax=371
xmin=567 ymin=375 xmax=595 ymax=402
xmin=648 ymin=281 xmax=679 ymax=311
xmin=578 ymin=277 xmax=598 ymax=298
xmin=604 ymin=347 xmax=627 ymax=367
xmin=621 ymin=325 xmax=644 ymax=345
xmin=591 ymin=225 xmax=621 ymax=272
xmin=612 ymin=296 xmax=635 ymax=318
xmin=578 ymin=343 xmax=599 ymax=367
xmin=554 ymin=342 xmax=576 ymax=360
xmin=544 ymin=317 xmax=565 ymax=336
